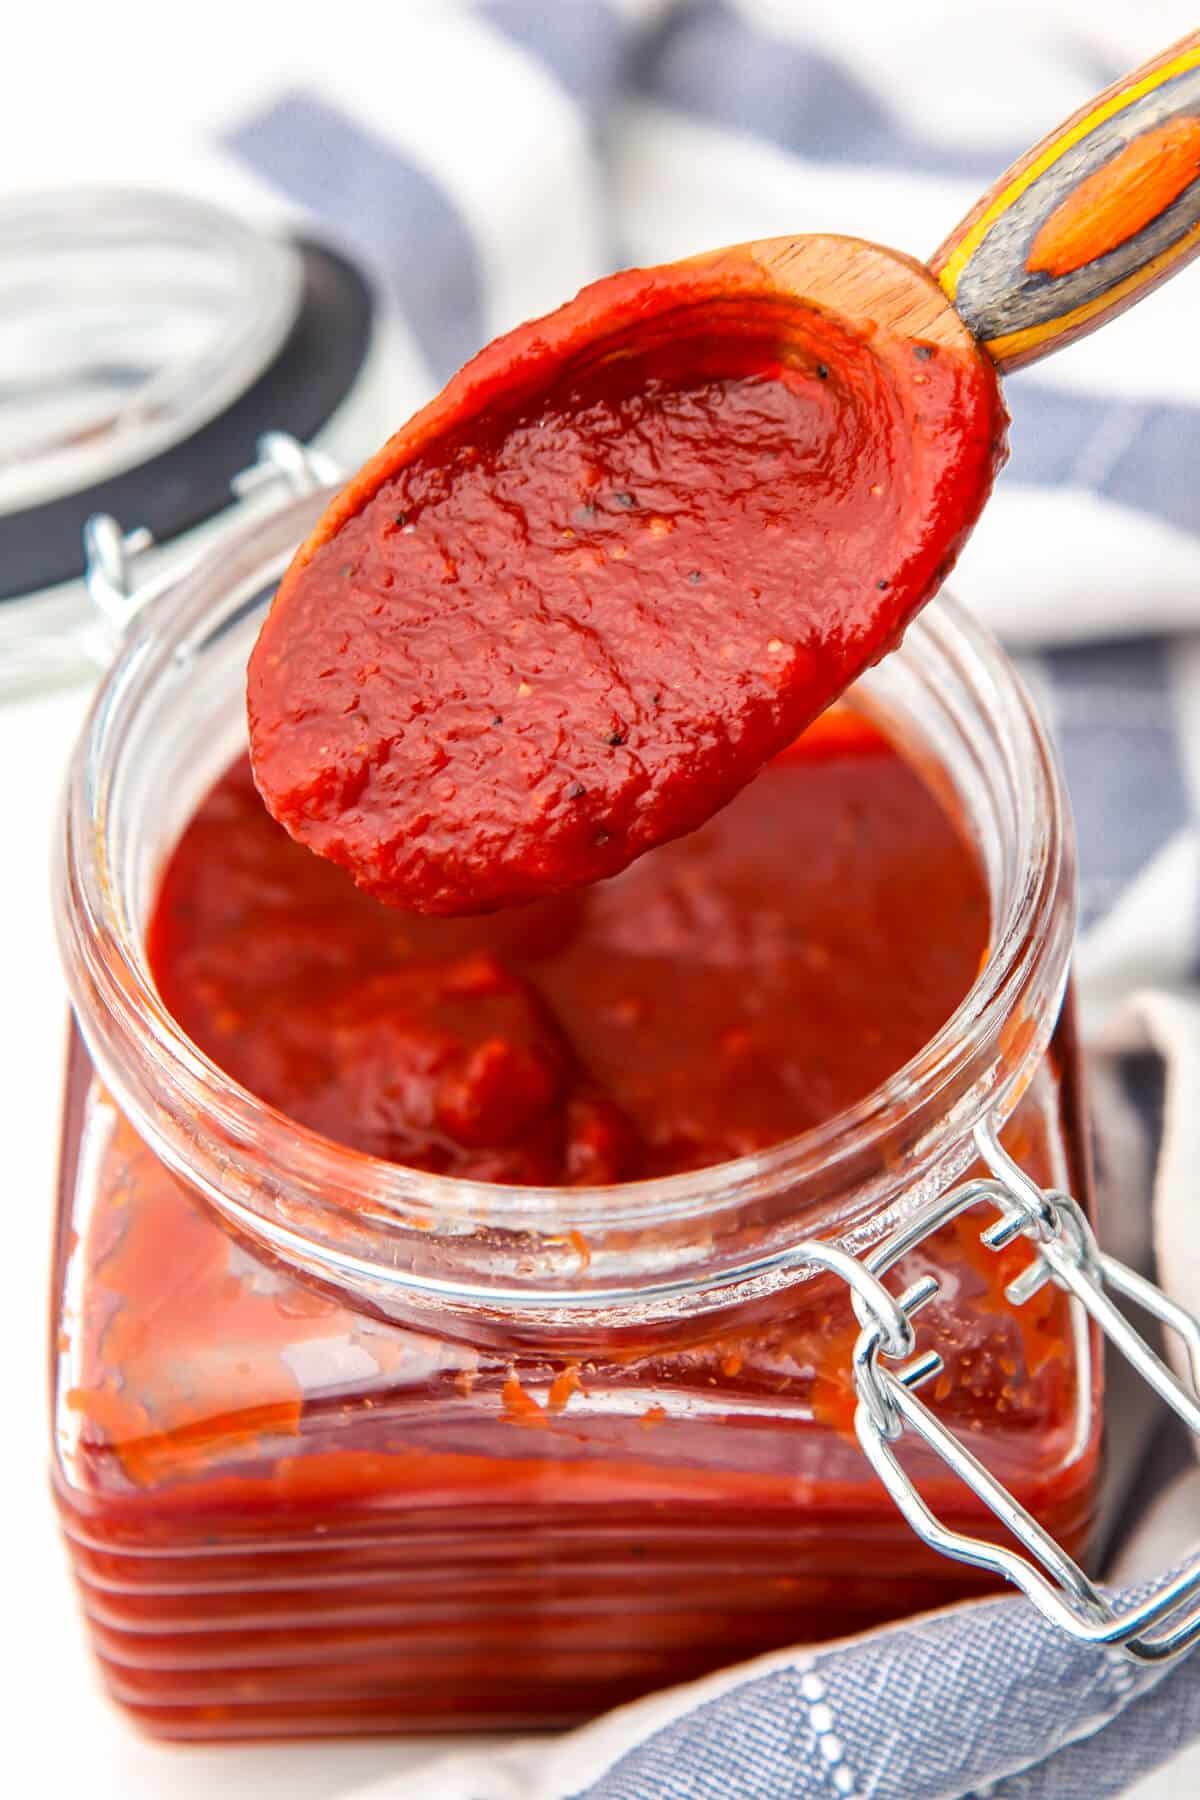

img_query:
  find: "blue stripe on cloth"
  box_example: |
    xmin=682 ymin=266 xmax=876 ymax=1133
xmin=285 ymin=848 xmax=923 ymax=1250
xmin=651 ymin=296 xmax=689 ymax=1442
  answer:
xmin=485 ymin=0 xmax=629 ymax=129
xmin=574 ymin=1662 xmax=823 ymax=1800
xmin=1042 ymin=639 xmax=1190 ymax=930
xmin=1119 ymin=1051 xmax=1166 ymax=1184
xmin=1007 ymin=380 xmax=1200 ymax=540
xmin=224 ymin=91 xmax=487 ymax=381
xmin=630 ymin=0 xmax=1029 ymax=179
xmin=574 ymin=1582 xmax=1199 ymax=1799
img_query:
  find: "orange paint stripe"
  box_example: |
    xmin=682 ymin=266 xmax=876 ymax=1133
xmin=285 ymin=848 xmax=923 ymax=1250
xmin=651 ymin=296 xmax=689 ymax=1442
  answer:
xmin=1027 ymin=117 xmax=1200 ymax=277
xmin=938 ymin=41 xmax=1200 ymax=299
xmin=983 ymin=211 xmax=1200 ymax=363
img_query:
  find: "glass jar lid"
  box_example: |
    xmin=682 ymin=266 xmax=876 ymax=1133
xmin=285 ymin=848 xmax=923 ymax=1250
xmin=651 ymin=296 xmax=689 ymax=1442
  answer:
xmin=0 ymin=186 xmax=302 ymax=517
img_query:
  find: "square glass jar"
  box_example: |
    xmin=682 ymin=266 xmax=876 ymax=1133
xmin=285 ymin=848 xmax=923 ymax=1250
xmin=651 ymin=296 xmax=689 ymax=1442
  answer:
xmin=51 ymin=491 xmax=1100 ymax=1738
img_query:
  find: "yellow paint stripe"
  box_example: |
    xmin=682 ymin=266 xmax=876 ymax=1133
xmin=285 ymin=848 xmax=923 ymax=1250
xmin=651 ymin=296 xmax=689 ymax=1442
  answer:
xmin=982 ymin=212 xmax=1200 ymax=365
xmin=939 ymin=43 xmax=1200 ymax=301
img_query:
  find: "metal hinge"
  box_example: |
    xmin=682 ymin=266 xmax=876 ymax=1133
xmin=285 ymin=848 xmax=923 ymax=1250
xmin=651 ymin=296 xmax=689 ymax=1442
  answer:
xmin=83 ymin=432 xmax=338 ymax=636
xmin=808 ymin=1124 xmax=1200 ymax=1664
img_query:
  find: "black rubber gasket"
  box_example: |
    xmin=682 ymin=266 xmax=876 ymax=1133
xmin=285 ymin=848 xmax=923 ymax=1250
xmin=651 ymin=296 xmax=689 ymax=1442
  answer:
xmin=1 ymin=238 xmax=373 ymax=603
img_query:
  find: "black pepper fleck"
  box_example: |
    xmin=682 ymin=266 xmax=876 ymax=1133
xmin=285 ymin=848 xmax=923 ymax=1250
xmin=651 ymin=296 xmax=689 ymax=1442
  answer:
xmin=606 ymin=729 xmax=627 ymax=747
xmin=393 ymin=512 xmax=408 ymax=527
xmin=688 ymin=570 xmax=703 ymax=584
xmin=816 ymin=363 xmax=829 ymax=380
xmin=567 ymin=781 xmax=587 ymax=800
xmin=914 ymin=344 xmax=934 ymax=362
xmin=877 ymin=578 xmax=890 ymax=590
xmin=491 ymin=714 xmax=504 ymax=727
xmin=614 ymin=491 xmax=636 ymax=508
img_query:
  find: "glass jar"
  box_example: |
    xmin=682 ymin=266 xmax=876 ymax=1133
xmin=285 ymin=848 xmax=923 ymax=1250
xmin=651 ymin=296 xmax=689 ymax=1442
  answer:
xmin=0 ymin=189 xmax=400 ymax=701
xmin=51 ymin=488 xmax=1100 ymax=1740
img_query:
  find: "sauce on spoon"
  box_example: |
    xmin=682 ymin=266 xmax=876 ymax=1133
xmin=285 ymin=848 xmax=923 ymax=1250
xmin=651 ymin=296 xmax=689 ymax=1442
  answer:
xmin=249 ymin=252 xmax=1006 ymax=913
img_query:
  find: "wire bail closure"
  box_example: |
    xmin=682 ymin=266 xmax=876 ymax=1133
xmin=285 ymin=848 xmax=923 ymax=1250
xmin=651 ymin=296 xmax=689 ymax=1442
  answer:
xmin=817 ymin=1123 xmax=1200 ymax=1665
xmin=83 ymin=432 xmax=338 ymax=638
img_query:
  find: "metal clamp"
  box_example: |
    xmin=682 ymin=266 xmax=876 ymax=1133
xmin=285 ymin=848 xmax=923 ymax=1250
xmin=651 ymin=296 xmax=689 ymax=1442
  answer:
xmin=830 ymin=1124 xmax=1200 ymax=1664
xmin=228 ymin=430 xmax=339 ymax=502
xmin=83 ymin=432 xmax=339 ymax=637
xmin=82 ymin=516 xmax=159 ymax=634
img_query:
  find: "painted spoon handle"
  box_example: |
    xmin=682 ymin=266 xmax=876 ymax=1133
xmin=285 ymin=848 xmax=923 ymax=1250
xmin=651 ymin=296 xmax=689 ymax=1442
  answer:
xmin=930 ymin=30 xmax=1200 ymax=372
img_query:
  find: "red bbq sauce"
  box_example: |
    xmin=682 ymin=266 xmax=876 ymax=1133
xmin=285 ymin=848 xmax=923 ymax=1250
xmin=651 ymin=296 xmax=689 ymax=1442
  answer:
xmin=152 ymin=712 xmax=987 ymax=1181
xmin=54 ymin=708 xmax=1100 ymax=1738
xmin=248 ymin=261 xmax=1005 ymax=915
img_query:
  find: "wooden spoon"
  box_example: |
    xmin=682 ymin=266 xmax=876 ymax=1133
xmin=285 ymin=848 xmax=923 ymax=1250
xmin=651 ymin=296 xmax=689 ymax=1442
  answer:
xmin=249 ymin=31 xmax=1200 ymax=915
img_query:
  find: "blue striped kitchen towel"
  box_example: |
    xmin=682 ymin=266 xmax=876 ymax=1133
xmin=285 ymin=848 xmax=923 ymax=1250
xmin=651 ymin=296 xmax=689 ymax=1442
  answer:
xmin=203 ymin=2 xmax=1200 ymax=1794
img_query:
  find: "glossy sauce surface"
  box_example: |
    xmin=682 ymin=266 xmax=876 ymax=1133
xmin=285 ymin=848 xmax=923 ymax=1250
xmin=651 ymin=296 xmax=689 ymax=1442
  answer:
xmin=153 ymin=713 xmax=988 ymax=1181
xmin=249 ymin=264 xmax=1005 ymax=914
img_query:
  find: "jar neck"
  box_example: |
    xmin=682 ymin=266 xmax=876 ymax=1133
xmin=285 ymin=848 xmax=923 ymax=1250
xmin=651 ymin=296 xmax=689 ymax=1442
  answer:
xmin=55 ymin=490 xmax=1076 ymax=1348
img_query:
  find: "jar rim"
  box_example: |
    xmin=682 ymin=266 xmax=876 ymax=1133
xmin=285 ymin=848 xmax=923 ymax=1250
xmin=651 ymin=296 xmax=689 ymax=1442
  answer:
xmin=56 ymin=488 xmax=1076 ymax=1328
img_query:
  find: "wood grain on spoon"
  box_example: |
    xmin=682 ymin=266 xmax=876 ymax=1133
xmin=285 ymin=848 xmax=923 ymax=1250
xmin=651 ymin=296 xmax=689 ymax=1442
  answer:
xmin=932 ymin=29 xmax=1200 ymax=369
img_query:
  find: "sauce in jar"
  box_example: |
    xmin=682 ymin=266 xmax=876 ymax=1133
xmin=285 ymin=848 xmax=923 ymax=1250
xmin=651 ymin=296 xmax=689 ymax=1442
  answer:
xmin=153 ymin=712 xmax=987 ymax=1181
xmin=52 ymin=700 xmax=1099 ymax=1739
